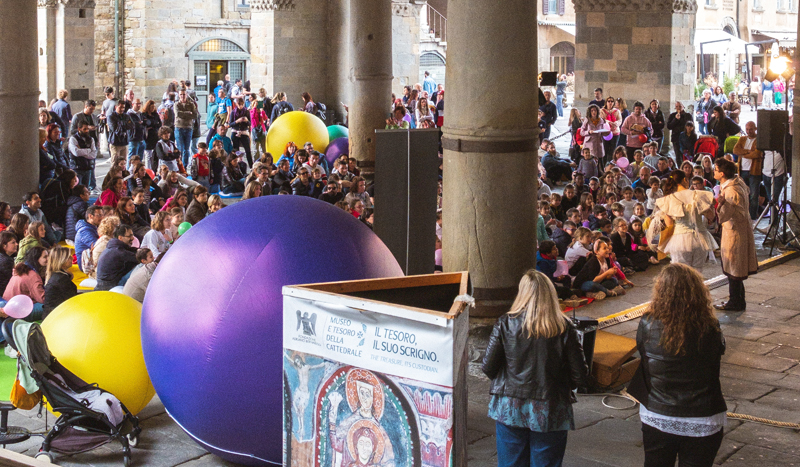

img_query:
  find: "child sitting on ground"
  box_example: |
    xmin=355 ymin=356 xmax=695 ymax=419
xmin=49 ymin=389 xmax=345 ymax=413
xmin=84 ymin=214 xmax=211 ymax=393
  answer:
xmin=551 ymin=220 xmax=576 ymax=258
xmin=561 ymin=184 xmax=580 ymax=211
xmin=565 ymin=227 xmax=593 ymax=274
xmin=619 ymin=186 xmax=637 ymax=220
xmin=609 ymin=202 xmax=625 ymax=222
xmin=536 ymin=240 xmax=576 ymax=300
xmin=630 ymin=202 xmax=647 ymax=224
xmin=549 ymin=193 xmax=566 ymax=223
xmin=537 ymin=200 xmax=555 ymax=242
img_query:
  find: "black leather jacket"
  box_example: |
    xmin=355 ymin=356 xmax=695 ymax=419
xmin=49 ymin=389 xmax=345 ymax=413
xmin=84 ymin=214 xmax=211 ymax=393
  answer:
xmin=482 ymin=314 xmax=588 ymax=403
xmin=627 ymin=314 xmax=727 ymax=417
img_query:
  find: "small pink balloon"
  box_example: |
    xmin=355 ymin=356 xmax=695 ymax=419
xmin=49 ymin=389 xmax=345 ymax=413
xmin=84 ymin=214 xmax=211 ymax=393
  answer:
xmin=616 ymin=157 xmax=630 ymax=169
xmin=4 ymin=295 xmax=33 ymax=319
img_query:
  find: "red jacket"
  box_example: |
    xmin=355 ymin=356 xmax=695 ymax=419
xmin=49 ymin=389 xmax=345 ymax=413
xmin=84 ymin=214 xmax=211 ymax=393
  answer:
xmin=95 ymin=189 xmax=121 ymax=207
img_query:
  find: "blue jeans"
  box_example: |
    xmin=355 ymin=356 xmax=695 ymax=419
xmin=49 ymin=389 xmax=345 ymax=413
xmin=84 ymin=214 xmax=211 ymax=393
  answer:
xmin=89 ymin=165 xmax=97 ymax=190
xmin=128 ymin=140 xmax=145 ymax=162
xmin=762 ymin=173 xmax=787 ymax=222
xmin=580 ymin=278 xmax=618 ymax=295
xmin=556 ymin=93 xmax=564 ymax=117
xmin=496 ymin=422 xmax=568 ymax=467
xmin=176 ymin=128 xmax=194 ymax=168
xmin=75 ymin=169 xmax=92 ymax=188
xmin=0 ymin=300 xmax=44 ymax=323
xmin=740 ymin=170 xmax=762 ymax=220
xmin=697 ymin=122 xmax=707 ymax=135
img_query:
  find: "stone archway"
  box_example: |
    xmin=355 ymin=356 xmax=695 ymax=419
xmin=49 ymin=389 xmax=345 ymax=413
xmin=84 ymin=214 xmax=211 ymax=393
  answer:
xmin=550 ymin=41 xmax=575 ymax=75
xmin=186 ymin=37 xmax=251 ymax=117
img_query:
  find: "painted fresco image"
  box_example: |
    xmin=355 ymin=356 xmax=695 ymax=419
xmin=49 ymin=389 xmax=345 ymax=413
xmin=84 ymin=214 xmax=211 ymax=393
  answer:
xmin=284 ymin=350 xmax=455 ymax=467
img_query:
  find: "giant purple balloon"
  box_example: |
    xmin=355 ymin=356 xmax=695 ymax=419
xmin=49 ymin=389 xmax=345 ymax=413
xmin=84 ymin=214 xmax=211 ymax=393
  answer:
xmin=324 ymin=137 xmax=349 ymax=166
xmin=141 ymin=196 xmax=403 ymax=466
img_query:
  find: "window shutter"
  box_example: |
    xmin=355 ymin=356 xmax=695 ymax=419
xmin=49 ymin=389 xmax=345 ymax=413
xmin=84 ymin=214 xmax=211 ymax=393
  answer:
xmin=543 ymin=0 xmax=550 ymax=15
xmin=558 ymin=0 xmax=565 ymax=15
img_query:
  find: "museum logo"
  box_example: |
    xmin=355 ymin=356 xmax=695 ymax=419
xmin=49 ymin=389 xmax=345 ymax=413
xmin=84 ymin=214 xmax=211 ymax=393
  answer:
xmin=293 ymin=310 xmax=322 ymax=346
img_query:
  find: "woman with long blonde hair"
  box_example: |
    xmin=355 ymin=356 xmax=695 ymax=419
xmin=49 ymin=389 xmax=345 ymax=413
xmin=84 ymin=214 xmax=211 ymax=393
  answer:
xmin=42 ymin=246 xmax=77 ymax=317
xmin=628 ymin=263 xmax=725 ymax=467
xmin=482 ymin=269 xmax=588 ymax=467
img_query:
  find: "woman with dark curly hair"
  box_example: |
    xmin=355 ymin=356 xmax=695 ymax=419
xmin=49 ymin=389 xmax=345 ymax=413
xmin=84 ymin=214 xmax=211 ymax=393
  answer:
xmin=628 ymin=263 xmax=726 ymax=467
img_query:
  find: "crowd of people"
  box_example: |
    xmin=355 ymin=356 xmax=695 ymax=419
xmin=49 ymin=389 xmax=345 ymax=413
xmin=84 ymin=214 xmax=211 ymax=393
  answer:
xmin=535 ymin=85 xmax=775 ymax=310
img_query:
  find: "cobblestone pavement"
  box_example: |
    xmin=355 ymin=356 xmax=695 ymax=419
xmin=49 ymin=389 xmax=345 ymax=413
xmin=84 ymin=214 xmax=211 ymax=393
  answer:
xmin=5 ymin=108 xmax=799 ymax=466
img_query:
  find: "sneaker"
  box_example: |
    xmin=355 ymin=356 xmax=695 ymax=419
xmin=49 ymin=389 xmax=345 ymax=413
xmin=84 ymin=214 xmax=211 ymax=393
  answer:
xmin=623 ymin=267 xmax=636 ymax=276
xmin=611 ymin=286 xmax=627 ymax=296
xmin=585 ymin=291 xmax=606 ymax=301
xmin=4 ymin=345 xmax=17 ymax=359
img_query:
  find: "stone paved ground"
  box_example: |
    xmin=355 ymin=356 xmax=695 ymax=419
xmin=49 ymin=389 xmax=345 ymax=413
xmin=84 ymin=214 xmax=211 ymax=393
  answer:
xmin=6 ymin=107 xmax=798 ymax=466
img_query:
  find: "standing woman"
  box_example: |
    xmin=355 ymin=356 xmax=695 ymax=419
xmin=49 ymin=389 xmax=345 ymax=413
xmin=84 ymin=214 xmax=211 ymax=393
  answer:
xmin=600 ymin=97 xmax=621 ymax=164
xmin=141 ymin=100 xmax=162 ymax=172
xmin=580 ymin=105 xmax=607 ymax=162
xmin=644 ymin=100 xmax=666 ymax=151
xmin=616 ymin=98 xmax=630 ymax=148
xmin=713 ymin=158 xmax=758 ymax=311
xmin=301 ymin=92 xmax=315 ymax=114
xmin=482 ymin=270 xmax=588 ymax=467
xmin=653 ymin=170 xmax=717 ymax=271
xmin=568 ymin=108 xmax=583 ymax=163
xmin=628 ymin=263 xmax=726 ymax=467
xmin=695 ymin=89 xmax=717 ymax=135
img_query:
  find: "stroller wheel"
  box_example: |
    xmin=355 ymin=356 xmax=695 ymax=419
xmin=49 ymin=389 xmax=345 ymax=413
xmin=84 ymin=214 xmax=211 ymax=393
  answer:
xmin=34 ymin=451 xmax=54 ymax=464
xmin=127 ymin=433 xmax=139 ymax=448
xmin=124 ymin=454 xmax=132 ymax=467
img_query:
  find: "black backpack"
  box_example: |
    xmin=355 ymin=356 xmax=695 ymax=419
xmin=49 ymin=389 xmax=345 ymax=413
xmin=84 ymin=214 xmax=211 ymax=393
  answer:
xmin=314 ymin=102 xmax=327 ymax=121
xmin=276 ymin=103 xmax=291 ymax=118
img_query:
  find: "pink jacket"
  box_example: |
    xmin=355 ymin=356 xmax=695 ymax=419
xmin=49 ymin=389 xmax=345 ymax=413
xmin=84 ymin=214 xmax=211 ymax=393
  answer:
xmin=3 ymin=269 xmax=45 ymax=304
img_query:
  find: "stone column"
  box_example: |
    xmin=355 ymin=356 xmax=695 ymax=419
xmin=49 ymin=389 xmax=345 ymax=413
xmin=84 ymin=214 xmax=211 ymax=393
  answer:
xmin=58 ymin=0 xmax=96 ymax=115
xmin=0 ymin=0 xmax=40 ymax=204
xmin=349 ymin=0 xmax=393 ymax=172
xmin=441 ymin=0 xmax=539 ymax=318
xmin=38 ymin=0 xmax=59 ymax=103
xmin=573 ymin=0 xmax=697 ymax=111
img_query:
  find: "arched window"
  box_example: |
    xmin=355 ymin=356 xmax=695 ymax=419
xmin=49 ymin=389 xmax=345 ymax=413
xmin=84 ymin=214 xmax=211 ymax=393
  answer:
xmin=550 ymin=41 xmax=575 ymax=75
xmin=420 ymin=52 xmax=446 ymax=87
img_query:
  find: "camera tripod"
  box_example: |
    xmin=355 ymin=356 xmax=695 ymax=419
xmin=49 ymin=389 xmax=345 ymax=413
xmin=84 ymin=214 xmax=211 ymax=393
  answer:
xmin=753 ymin=172 xmax=800 ymax=256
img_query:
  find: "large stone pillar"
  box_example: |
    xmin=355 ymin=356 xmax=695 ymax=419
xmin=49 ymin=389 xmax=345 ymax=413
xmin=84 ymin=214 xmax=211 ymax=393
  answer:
xmin=0 ymin=0 xmax=40 ymax=203
xmin=441 ymin=0 xmax=539 ymax=318
xmin=349 ymin=0 xmax=393 ymax=171
xmin=573 ymin=0 xmax=697 ymax=111
xmin=38 ymin=0 xmax=58 ymax=103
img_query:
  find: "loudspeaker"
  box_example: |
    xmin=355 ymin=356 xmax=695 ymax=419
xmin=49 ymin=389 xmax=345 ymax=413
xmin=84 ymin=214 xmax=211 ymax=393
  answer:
xmin=540 ymin=71 xmax=558 ymax=87
xmin=757 ymin=109 xmax=789 ymax=151
xmin=374 ymin=128 xmax=440 ymax=275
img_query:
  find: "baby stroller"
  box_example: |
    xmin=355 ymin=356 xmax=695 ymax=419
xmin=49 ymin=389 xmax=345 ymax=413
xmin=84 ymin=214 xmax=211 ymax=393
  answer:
xmin=693 ymin=135 xmax=719 ymax=162
xmin=2 ymin=319 xmax=141 ymax=465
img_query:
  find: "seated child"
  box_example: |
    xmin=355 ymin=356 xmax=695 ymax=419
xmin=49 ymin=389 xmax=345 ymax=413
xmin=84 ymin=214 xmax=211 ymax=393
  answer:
xmin=587 ymin=204 xmax=608 ymax=231
xmin=565 ymin=227 xmax=593 ymax=275
xmin=549 ymin=193 xmax=566 ymax=223
xmin=597 ymin=218 xmax=613 ymax=236
xmin=573 ymin=237 xmax=626 ymax=300
xmin=535 ymin=240 xmax=575 ymax=300
xmin=609 ymin=202 xmax=625 ymax=221
xmin=610 ymin=217 xmax=656 ymax=271
xmin=561 ymin=184 xmax=580 ymax=211
xmin=630 ymin=202 xmax=647 ymax=224
xmin=551 ymin=220 xmax=576 ymax=258
xmin=619 ymin=186 xmax=638 ymax=220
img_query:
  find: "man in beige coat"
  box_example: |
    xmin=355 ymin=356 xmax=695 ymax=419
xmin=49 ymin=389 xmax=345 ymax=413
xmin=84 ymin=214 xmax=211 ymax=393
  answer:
xmin=713 ymin=158 xmax=758 ymax=311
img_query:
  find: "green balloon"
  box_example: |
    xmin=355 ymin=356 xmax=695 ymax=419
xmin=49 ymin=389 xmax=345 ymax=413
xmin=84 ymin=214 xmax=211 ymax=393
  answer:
xmin=327 ymin=125 xmax=349 ymax=142
xmin=178 ymin=222 xmax=192 ymax=236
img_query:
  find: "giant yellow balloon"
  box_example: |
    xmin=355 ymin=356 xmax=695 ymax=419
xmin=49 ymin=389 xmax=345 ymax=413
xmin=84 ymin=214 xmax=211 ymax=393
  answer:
xmin=266 ymin=111 xmax=329 ymax=157
xmin=41 ymin=292 xmax=155 ymax=415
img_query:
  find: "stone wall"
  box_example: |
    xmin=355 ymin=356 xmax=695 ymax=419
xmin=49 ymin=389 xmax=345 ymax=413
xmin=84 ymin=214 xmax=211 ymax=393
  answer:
xmin=573 ymin=0 xmax=697 ymax=110
xmin=392 ymin=0 xmax=422 ymax=91
xmin=94 ymin=0 xmax=116 ymax=100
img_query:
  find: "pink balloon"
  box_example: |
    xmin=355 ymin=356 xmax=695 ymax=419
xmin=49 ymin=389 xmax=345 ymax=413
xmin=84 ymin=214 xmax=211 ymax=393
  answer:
xmin=616 ymin=157 xmax=630 ymax=169
xmin=603 ymin=131 xmax=614 ymax=141
xmin=4 ymin=295 xmax=33 ymax=319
